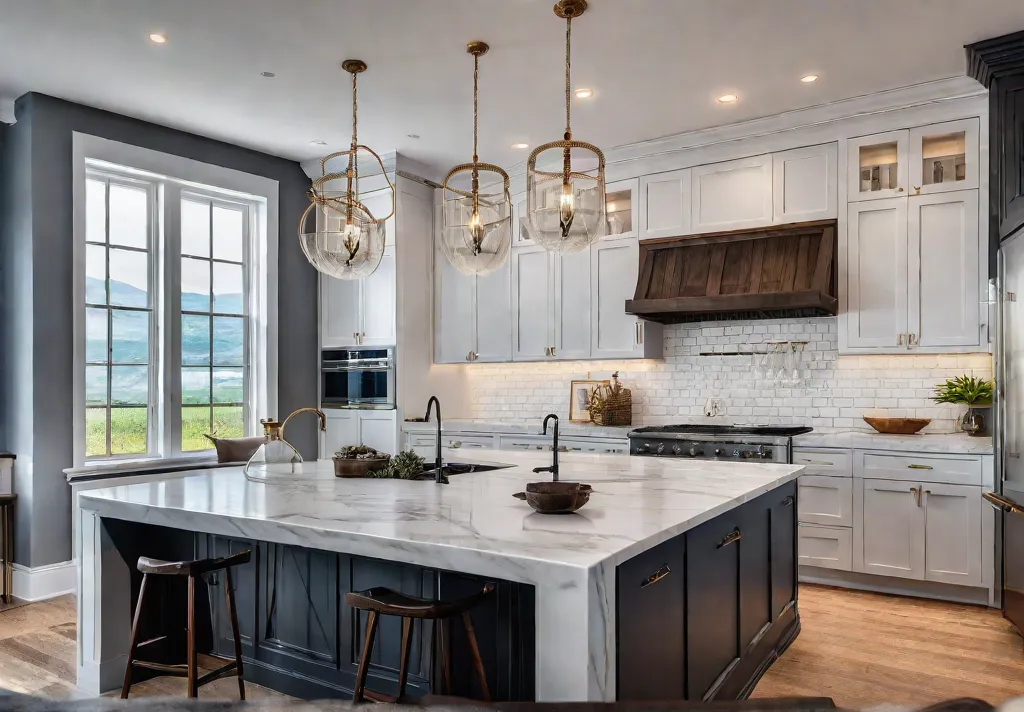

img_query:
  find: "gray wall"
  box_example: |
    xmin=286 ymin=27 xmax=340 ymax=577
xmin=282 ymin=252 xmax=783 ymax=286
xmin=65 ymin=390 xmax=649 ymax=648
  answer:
xmin=0 ymin=93 xmax=318 ymax=568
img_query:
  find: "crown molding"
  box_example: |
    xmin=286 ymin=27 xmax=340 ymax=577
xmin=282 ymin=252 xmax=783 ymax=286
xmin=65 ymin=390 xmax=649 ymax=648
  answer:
xmin=966 ymin=29 xmax=1024 ymax=88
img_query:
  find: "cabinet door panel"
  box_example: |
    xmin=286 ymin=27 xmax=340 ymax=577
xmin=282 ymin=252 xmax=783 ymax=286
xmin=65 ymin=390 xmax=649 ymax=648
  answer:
xmin=846 ymin=198 xmax=908 ymax=348
xmin=686 ymin=512 xmax=740 ymax=700
xmin=616 ymin=535 xmax=686 ymax=700
xmin=358 ymin=411 xmax=397 ymax=455
xmin=772 ymin=144 xmax=838 ymax=223
xmin=511 ymin=246 xmax=552 ymax=360
xmin=857 ymin=478 xmax=924 ymax=580
xmin=908 ymin=191 xmax=980 ymax=348
xmin=553 ymin=249 xmax=591 ymax=359
xmin=738 ymin=494 xmax=771 ymax=653
xmin=435 ymin=242 xmax=475 ymax=364
xmin=262 ymin=544 xmax=339 ymax=663
xmin=847 ymin=130 xmax=909 ymax=201
xmin=322 ymin=411 xmax=358 ymax=458
xmin=998 ymin=76 xmax=1024 ymax=238
xmin=923 ymin=483 xmax=982 ymax=586
xmin=692 ymin=156 xmax=773 ymax=233
xmin=361 ymin=247 xmax=396 ymax=345
xmin=909 ymin=119 xmax=980 ymax=195
xmin=798 ymin=475 xmax=853 ymax=527
xmin=640 ymin=169 xmax=691 ymax=240
xmin=591 ymin=239 xmax=640 ymax=358
xmin=322 ymin=275 xmax=361 ymax=348
xmin=476 ymin=260 xmax=513 ymax=361
xmin=770 ymin=482 xmax=798 ymax=619
xmin=798 ymin=524 xmax=852 ymax=570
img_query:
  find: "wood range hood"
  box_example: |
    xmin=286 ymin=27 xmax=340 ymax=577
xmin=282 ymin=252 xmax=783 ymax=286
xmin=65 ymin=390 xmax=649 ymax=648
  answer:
xmin=626 ymin=220 xmax=838 ymax=324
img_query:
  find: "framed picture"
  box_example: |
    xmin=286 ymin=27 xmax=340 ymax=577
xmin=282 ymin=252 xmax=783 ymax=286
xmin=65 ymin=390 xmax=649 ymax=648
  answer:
xmin=569 ymin=379 xmax=609 ymax=423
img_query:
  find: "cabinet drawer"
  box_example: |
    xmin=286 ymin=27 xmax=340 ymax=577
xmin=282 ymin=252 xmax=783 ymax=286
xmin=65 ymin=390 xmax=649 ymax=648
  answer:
xmin=859 ymin=453 xmax=981 ymax=485
xmin=792 ymin=448 xmax=852 ymax=476
xmin=560 ymin=437 xmax=629 ymax=455
xmin=499 ymin=435 xmax=551 ymax=451
xmin=410 ymin=434 xmax=496 ymax=451
xmin=798 ymin=524 xmax=852 ymax=571
xmin=798 ymin=475 xmax=853 ymax=527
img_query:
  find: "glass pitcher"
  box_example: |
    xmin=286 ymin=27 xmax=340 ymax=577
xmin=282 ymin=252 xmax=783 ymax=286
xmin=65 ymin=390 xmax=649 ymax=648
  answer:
xmin=243 ymin=408 xmax=326 ymax=482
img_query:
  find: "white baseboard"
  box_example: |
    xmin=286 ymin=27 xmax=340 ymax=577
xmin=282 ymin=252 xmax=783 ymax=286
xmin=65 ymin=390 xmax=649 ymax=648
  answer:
xmin=12 ymin=560 xmax=77 ymax=601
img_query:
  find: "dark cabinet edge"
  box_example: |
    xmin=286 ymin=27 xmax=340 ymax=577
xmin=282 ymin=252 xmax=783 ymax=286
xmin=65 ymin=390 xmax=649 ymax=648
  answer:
xmin=966 ymin=30 xmax=1024 ymax=88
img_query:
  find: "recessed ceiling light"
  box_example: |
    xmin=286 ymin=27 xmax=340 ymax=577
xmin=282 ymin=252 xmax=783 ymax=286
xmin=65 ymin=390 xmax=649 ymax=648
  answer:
xmin=574 ymin=88 xmax=594 ymax=99
xmin=148 ymin=33 xmax=167 ymax=44
xmin=261 ymin=71 xmax=276 ymax=78
xmin=717 ymin=93 xmax=739 ymax=104
xmin=800 ymin=74 xmax=819 ymax=83
xmin=407 ymin=133 xmax=420 ymax=139
xmin=510 ymin=142 xmax=529 ymax=149
xmin=309 ymin=140 xmax=327 ymax=146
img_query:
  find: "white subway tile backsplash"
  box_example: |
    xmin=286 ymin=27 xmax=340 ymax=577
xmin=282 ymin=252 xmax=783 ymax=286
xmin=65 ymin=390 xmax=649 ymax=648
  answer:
xmin=463 ymin=317 xmax=991 ymax=433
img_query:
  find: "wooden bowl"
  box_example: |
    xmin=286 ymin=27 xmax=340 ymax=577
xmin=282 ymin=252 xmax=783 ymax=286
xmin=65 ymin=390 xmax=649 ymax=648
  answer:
xmin=863 ymin=417 xmax=931 ymax=435
xmin=332 ymin=456 xmax=390 ymax=478
xmin=513 ymin=482 xmax=593 ymax=514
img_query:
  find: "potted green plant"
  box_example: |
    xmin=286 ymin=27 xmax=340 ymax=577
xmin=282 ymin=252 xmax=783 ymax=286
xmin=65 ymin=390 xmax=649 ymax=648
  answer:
xmin=931 ymin=375 xmax=993 ymax=436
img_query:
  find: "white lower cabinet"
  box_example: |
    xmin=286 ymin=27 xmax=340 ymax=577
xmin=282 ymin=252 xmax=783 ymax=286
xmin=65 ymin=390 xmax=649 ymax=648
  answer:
xmin=798 ymin=524 xmax=852 ymax=570
xmin=798 ymin=475 xmax=853 ymax=527
xmin=322 ymin=410 xmax=398 ymax=457
xmin=857 ymin=478 xmax=925 ymax=580
xmin=922 ymin=483 xmax=982 ymax=586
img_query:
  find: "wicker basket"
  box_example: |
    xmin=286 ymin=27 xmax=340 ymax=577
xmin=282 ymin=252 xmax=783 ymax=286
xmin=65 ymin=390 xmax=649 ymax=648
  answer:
xmin=589 ymin=372 xmax=632 ymax=427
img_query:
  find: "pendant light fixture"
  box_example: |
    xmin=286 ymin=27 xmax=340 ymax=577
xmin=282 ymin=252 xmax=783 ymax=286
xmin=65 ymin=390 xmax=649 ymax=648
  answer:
xmin=525 ymin=0 xmax=606 ymax=254
xmin=441 ymin=42 xmax=512 ymax=276
xmin=299 ymin=60 xmax=395 ymax=280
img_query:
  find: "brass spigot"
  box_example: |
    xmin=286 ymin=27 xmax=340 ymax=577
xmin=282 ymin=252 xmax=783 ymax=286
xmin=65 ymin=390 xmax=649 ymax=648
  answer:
xmin=259 ymin=408 xmax=327 ymax=444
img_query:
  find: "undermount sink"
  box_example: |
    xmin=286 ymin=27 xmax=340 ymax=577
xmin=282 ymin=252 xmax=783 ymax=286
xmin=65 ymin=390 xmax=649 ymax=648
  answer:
xmin=418 ymin=461 xmax=513 ymax=479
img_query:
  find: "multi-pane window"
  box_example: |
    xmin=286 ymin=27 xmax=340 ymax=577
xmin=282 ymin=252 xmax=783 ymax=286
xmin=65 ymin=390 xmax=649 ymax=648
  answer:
xmin=84 ymin=176 xmax=155 ymax=458
xmin=79 ymin=159 xmax=262 ymax=463
xmin=180 ymin=195 xmax=248 ymax=451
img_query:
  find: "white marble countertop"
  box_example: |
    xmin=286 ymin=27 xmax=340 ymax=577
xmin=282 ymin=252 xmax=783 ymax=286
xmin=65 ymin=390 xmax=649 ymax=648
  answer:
xmin=401 ymin=419 xmax=633 ymax=439
xmin=78 ymin=449 xmax=801 ymax=572
xmin=793 ymin=430 xmax=993 ymax=454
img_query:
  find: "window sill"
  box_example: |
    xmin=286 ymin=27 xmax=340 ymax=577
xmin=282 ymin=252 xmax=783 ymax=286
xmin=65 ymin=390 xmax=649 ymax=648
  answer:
xmin=64 ymin=454 xmax=227 ymax=484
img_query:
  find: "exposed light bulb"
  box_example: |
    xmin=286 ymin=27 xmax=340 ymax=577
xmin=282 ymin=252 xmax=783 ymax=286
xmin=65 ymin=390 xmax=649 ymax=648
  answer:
xmin=559 ymin=183 xmax=575 ymax=235
xmin=468 ymin=211 xmax=484 ymax=249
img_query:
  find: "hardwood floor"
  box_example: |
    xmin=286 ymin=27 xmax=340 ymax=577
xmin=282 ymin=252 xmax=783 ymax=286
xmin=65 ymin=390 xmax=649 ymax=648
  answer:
xmin=2 ymin=585 xmax=1022 ymax=707
xmin=753 ymin=584 xmax=1024 ymax=708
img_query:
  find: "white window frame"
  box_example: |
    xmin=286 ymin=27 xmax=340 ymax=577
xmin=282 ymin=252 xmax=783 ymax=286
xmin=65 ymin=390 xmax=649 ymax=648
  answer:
xmin=72 ymin=133 xmax=279 ymax=469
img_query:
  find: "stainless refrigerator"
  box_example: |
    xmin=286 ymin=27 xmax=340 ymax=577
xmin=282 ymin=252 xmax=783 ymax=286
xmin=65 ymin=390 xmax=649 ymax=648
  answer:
xmin=992 ymin=230 xmax=1024 ymax=633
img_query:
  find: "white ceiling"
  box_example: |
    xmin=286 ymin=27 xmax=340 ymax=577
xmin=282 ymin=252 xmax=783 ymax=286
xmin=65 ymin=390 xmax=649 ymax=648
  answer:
xmin=1 ymin=0 xmax=1021 ymax=173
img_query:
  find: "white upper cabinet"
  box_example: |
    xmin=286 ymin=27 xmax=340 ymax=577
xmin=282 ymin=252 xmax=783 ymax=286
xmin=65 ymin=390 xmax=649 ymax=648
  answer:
xmin=639 ymin=169 xmax=691 ymax=240
xmin=772 ymin=144 xmax=838 ymax=223
xmin=591 ymin=237 xmax=662 ymax=359
xmin=846 ymin=198 xmax=909 ymax=350
xmin=321 ymin=273 xmax=362 ymax=348
xmin=511 ymin=244 xmax=553 ymax=361
xmin=474 ymin=261 xmax=513 ymax=362
xmin=691 ymin=154 xmax=774 ymax=233
xmin=908 ymin=190 xmax=980 ymax=349
xmin=360 ymin=246 xmax=396 ymax=346
xmin=553 ymin=249 xmax=591 ymax=359
xmin=847 ymin=130 xmax=910 ymax=201
xmin=909 ymin=118 xmax=980 ymax=196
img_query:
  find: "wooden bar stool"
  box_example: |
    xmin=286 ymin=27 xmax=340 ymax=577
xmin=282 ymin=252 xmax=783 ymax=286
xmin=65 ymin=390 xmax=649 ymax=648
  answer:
xmin=346 ymin=582 xmax=495 ymax=703
xmin=0 ymin=494 xmax=15 ymax=604
xmin=121 ymin=549 xmax=251 ymax=699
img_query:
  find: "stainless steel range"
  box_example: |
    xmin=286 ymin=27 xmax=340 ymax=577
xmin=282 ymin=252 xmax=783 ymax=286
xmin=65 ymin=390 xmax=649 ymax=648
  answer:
xmin=627 ymin=425 xmax=813 ymax=463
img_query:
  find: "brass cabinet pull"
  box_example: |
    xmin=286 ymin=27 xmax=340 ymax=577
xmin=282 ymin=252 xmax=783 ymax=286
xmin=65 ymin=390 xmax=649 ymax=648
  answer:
xmin=910 ymin=486 xmax=922 ymax=507
xmin=781 ymin=495 xmax=795 ymax=507
xmin=543 ymin=347 xmax=551 ymax=356
xmin=635 ymin=322 xmax=643 ymax=346
xmin=550 ymin=347 xmax=557 ymax=357
xmin=897 ymin=187 xmax=905 ymax=193
xmin=450 ymin=441 xmax=462 ymax=449
xmin=982 ymin=491 xmax=1024 ymax=514
xmin=908 ymin=333 xmax=917 ymax=347
xmin=717 ymin=528 xmax=742 ymax=548
xmin=907 ymin=464 xmax=933 ymax=470
xmin=641 ymin=565 xmax=671 ymax=588
xmin=897 ymin=333 xmax=904 ymax=346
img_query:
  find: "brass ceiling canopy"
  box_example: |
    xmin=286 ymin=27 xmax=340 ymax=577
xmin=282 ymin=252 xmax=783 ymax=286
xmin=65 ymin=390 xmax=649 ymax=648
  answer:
xmin=525 ymin=0 xmax=606 ymax=253
xmin=298 ymin=59 xmax=395 ymax=280
xmin=440 ymin=39 xmax=512 ymax=276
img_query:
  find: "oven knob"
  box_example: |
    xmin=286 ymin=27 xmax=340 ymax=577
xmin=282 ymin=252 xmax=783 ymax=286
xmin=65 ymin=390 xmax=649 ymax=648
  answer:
xmin=732 ymin=449 xmax=741 ymax=458
xmin=714 ymin=448 xmax=724 ymax=457
xmin=741 ymin=450 xmax=754 ymax=459
xmin=688 ymin=446 xmax=703 ymax=457
xmin=656 ymin=443 xmax=665 ymax=454
xmin=760 ymin=447 xmax=774 ymax=459
xmin=634 ymin=446 xmax=645 ymax=454
xmin=672 ymin=445 xmax=681 ymax=455
xmin=642 ymin=443 xmax=650 ymax=451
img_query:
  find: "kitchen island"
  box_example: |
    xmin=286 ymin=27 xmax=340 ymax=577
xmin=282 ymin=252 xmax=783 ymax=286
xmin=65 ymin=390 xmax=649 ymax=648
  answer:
xmin=76 ymin=449 xmax=802 ymax=702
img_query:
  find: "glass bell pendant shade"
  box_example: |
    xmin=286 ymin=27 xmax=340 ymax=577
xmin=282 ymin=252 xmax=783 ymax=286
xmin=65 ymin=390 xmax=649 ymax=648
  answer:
xmin=299 ymin=196 xmax=385 ymax=280
xmin=525 ymin=145 xmax=606 ymax=253
xmin=244 ymin=418 xmax=304 ymax=482
xmin=441 ymin=172 xmax=512 ymax=276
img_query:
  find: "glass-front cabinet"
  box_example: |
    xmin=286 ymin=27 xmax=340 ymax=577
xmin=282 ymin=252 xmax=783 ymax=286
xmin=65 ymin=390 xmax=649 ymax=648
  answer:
xmin=847 ymin=119 xmax=980 ymax=202
xmin=603 ymin=178 xmax=638 ymax=240
xmin=910 ymin=118 xmax=979 ymax=195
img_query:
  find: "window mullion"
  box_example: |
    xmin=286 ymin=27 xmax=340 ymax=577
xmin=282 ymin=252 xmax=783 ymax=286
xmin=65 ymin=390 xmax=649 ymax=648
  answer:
xmin=163 ymin=183 xmax=184 ymax=458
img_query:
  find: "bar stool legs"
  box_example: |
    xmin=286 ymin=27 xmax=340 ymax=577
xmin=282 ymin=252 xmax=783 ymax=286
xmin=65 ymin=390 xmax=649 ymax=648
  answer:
xmin=352 ymin=611 xmax=379 ymax=702
xmin=461 ymin=611 xmax=491 ymax=702
xmin=224 ymin=568 xmax=246 ymax=701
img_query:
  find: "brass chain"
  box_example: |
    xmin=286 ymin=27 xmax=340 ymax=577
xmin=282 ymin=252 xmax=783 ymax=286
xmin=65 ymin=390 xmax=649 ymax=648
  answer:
xmin=473 ymin=51 xmax=479 ymax=163
xmin=564 ymin=15 xmax=572 ymax=138
xmin=351 ymin=68 xmax=358 ymax=151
